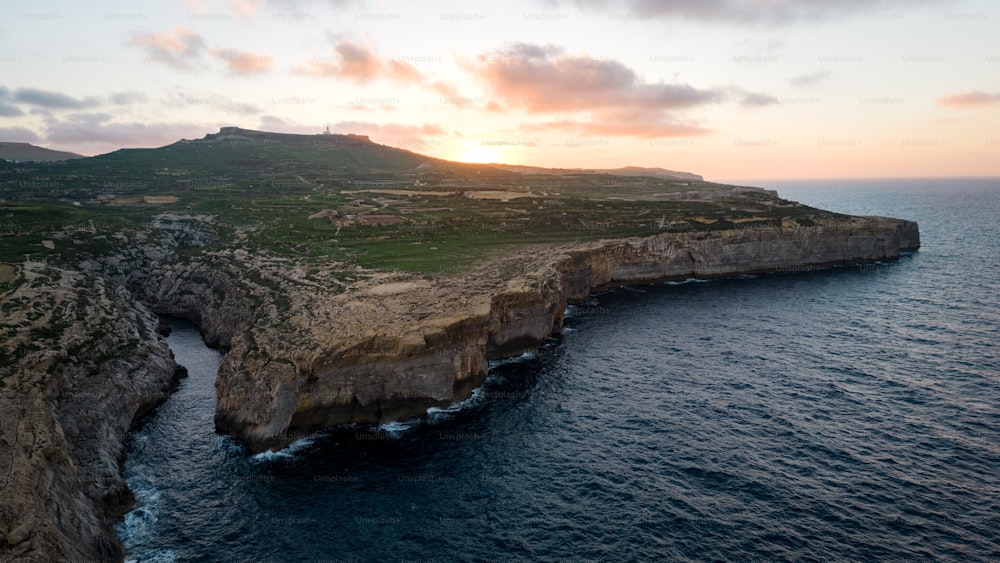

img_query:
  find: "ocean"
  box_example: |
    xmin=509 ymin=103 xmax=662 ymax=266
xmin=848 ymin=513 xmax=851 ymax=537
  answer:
xmin=117 ymin=178 xmax=1000 ymax=562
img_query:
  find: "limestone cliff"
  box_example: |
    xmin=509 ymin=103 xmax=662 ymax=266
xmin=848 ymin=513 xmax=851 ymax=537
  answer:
xmin=208 ymin=215 xmax=919 ymax=452
xmin=0 ymin=263 xmax=182 ymax=562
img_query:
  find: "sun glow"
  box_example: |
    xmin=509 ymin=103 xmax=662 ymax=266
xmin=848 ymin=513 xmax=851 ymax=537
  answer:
xmin=451 ymin=142 xmax=506 ymax=164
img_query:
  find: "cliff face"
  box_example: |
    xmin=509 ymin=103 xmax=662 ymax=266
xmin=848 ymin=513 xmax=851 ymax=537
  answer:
xmin=0 ymin=263 xmax=182 ymax=562
xmin=209 ymin=216 xmax=920 ymax=452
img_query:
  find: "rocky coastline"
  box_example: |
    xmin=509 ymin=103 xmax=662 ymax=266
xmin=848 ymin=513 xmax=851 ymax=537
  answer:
xmin=198 ymin=215 xmax=920 ymax=452
xmin=0 ymin=212 xmax=918 ymax=562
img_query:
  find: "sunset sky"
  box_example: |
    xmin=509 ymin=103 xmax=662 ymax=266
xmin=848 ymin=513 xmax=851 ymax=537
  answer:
xmin=1 ymin=0 xmax=998 ymax=181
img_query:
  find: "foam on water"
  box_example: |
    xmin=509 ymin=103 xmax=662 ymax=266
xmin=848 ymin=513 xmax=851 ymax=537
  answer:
xmin=663 ymin=277 xmax=710 ymax=285
xmin=250 ymin=433 xmax=323 ymax=462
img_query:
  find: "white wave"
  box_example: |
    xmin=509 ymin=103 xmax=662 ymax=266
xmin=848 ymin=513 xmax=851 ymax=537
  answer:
xmin=427 ymin=384 xmax=487 ymax=419
xmin=213 ymin=434 xmax=246 ymax=454
xmin=250 ymin=432 xmax=323 ymax=462
xmin=664 ymin=277 xmax=709 ymax=285
xmin=378 ymin=420 xmax=417 ymax=437
xmin=488 ymin=351 xmax=536 ymax=368
xmin=117 ymin=477 xmax=161 ymax=548
xmin=251 ymin=449 xmax=295 ymax=462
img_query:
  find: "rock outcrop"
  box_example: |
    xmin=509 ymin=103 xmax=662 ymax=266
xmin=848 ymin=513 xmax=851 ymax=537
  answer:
xmin=205 ymin=215 xmax=919 ymax=452
xmin=0 ymin=263 xmax=182 ymax=562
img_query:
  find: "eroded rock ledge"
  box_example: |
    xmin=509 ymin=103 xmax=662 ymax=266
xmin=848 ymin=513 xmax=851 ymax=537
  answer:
xmin=189 ymin=216 xmax=918 ymax=452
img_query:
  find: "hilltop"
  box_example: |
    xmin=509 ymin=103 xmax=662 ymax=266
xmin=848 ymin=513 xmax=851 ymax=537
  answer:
xmin=0 ymin=141 xmax=83 ymax=162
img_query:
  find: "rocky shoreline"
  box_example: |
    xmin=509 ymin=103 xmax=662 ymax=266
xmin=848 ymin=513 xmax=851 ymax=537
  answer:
xmin=0 ymin=213 xmax=918 ymax=562
xmin=201 ymin=215 xmax=919 ymax=453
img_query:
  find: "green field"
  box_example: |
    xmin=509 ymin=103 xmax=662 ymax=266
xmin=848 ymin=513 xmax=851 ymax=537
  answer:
xmin=0 ymin=128 xmax=845 ymax=276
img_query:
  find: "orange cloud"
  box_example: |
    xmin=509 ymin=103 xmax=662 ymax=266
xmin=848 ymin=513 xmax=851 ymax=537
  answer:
xmin=468 ymin=43 xmax=772 ymax=137
xmin=129 ymin=26 xmax=206 ymax=70
xmin=228 ymin=0 xmax=261 ymax=19
xmin=294 ymin=40 xmax=424 ymax=84
xmin=937 ymin=91 xmax=1000 ymax=108
xmin=211 ymin=48 xmax=275 ymax=75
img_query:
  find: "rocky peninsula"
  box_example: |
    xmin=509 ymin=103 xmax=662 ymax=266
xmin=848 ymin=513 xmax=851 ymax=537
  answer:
xmin=0 ymin=129 xmax=919 ymax=561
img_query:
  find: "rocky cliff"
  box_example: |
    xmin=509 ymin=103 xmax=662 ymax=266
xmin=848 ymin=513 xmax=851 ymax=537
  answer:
xmin=0 ymin=263 xmax=182 ymax=562
xmin=205 ymin=215 xmax=919 ymax=452
xmin=0 ymin=210 xmax=919 ymax=561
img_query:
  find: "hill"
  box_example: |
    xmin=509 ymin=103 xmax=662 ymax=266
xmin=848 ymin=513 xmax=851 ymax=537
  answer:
xmin=0 ymin=142 xmax=83 ymax=162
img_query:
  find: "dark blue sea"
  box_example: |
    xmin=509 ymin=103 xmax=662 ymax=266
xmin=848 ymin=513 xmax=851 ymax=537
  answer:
xmin=118 ymin=178 xmax=1000 ymax=562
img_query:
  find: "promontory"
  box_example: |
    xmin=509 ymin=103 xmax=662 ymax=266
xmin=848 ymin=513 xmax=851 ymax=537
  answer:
xmin=0 ymin=128 xmax=919 ymax=561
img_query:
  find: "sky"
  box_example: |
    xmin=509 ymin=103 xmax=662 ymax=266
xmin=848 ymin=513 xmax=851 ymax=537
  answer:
xmin=1 ymin=0 xmax=998 ymax=181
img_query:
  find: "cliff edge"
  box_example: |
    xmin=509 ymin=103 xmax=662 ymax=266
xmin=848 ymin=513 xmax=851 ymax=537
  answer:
xmin=191 ymin=215 xmax=919 ymax=452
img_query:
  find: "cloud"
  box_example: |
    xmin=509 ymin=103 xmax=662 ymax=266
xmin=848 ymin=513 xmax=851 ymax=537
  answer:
xmin=740 ymin=92 xmax=780 ymax=107
xmin=471 ymin=43 xmax=725 ymax=113
xmin=0 ymin=102 xmax=23 ymax=117
xmin=790 ymin=70 xmax=832 ymax=87
xmin=558 ymin=0 xmax=943 ymax=24
xmin=42 ymin=115 xmax=215 ymax=154
xmin=129 ymin=25 xmax=207 ymax=70
xmin=228 ymin=0 xmax=261 ymax=18
xmin=167 ymin=90 xmax=262 ymax=114
xmin=0 ymin=126 xmax=40 ymax=143
xmin=210 ymin=48 xmax=275 ymax=74
xmin=937 ymin=91 xmax=1000 ymax=108
xmin=467 ymin=43 xmax=774 ymax=137
xmin=294 ymin=39 xmax=424 ymax=84
xmin=0 ymin=87 xmax=153 ymax=117
xmin=12 ymin=87 xmax=96 ymax=109
xmin=106 ymin=91 xmax=151 ymax=105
